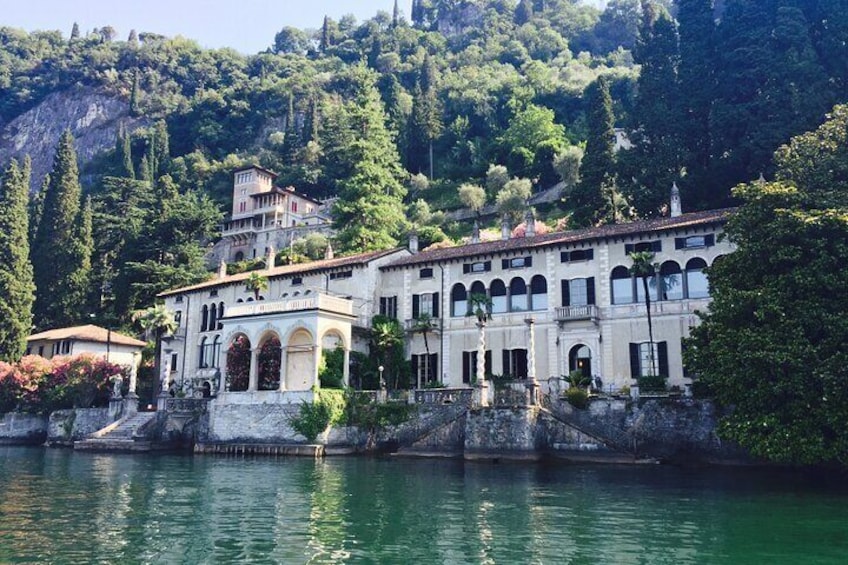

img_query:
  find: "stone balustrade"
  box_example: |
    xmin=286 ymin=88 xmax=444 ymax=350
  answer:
xmin=414 ymin=387 xmax=473 ymax=405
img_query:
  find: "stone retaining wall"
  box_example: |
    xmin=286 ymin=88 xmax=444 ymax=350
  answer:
xmin=46 ymin=408 xmax=111 ymax=446
xmin=0 ymin=412 xmax=48 ymax=445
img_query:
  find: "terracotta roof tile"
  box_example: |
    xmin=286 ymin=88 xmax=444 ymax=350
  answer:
xmin=383 ymin=208 xmax=735 ymax=269
xmin=158 ymin=248 xmax=406 ymax=297
xmin=28 ymin=325 xmax=146 ymax=347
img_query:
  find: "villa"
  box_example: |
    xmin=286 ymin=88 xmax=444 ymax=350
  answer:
xmin=26 ymin=324 xmax=145 ymax=369
xmin=158 ymin=167 xmax=734 ymax=400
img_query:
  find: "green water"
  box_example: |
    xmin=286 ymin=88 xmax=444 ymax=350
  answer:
xmin=1 ymin=447 xmax=847 ymax=564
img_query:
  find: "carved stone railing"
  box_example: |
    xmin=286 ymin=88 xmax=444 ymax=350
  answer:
xmin=165 ymin=397 xmax=210 ymax=415
xmin=404 ymin=318 xmax=441 ymax=332
xmin=226 ymin=293 xmax=353 ymax=318
xmin=493 ymin=386 xmax=530 ymax=407
xmin=555 ymin=305 xmax=599 ymax=323
xmin=414 ymin=387 xmax=473 ymax=405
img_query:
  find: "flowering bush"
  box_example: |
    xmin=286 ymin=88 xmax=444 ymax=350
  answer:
xmin=0 ymin=354 xmax=126 ymax=414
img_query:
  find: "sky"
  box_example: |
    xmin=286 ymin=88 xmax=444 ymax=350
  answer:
xmin=4 ymin=0 xmax=407 ymax=54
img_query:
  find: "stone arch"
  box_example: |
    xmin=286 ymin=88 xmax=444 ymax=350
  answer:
xmin=226 ymin=333 xmax=251 ymax=392
xmin=319 ymin=328 xmax=348 ymax=389
xmin=257 ymin=331 xmax=282 ymax=391
xmin=568 ymin=344 xmax=592 ymax=380
xmin=285 ymin=328 xmax=316 ymax=391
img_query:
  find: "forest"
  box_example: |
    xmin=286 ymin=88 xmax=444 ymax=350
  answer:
xmin=0 ymin=0 xmax=847 ymax=335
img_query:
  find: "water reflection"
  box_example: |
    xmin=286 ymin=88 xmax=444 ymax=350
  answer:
xmin=2 ymin=448 xmax=848 ymax=564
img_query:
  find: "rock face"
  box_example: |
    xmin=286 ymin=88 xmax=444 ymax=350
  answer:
xmin=0 ymin=87 xmax=147 ymax=193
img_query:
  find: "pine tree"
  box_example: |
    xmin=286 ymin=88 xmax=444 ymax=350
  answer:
xmin=32 ymin=130 xmax=85 ymax=328
xmin=0 ymin=160 xmax=35 ymax=362
xmin=677 ymin=0 xmax=717 ymax=209
xmin=571 ymin=77 xmax=615 ymax=226
xmin=624 ymin=4 xmax=683 ymax=215
xmin=331 ymin=65 xmax=409 ymax=252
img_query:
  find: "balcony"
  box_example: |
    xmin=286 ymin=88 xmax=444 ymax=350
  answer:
xmin=555 ymin=305 xmax=599 ymax=323
xmin=404 ymin=318 xmax=441 ymax=332
xmin=225 ymin=293 xmax=354 ymax=319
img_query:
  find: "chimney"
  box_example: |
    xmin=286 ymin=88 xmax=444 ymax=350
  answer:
xmin=670 ymin=182 xmax=682 ymax=218
xmin=471 ymin=220 xmax=480 ymax=244
xmin=501 ymin=215 xmax=511 ymax=240
xmin=218 ymin=260 xmax=227 ymax=279
xmin=266 ymin=245 xmax=276 ymax=270
xmin=325 ymin=241 xmax=334 ymax=260
xmin=408 ymin=232 xmax=419 ymax=254
xmin=524 ymin=208 xmax=536 ymax=237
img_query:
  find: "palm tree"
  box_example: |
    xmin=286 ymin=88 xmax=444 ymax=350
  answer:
xmin=468 ymin=293 xmax=492 ymax=394
xmin=411 ymin=313 xmax=437 ymax=388
xmin=630 ymin=251 xmax=658 ymax=377
xmin=133 ymin=304 xmax=177 ymax=400
xmin=371 ymin=319 xmax=404 ymax=389
xmin=245 ymin=272 xmax=268 ymax=300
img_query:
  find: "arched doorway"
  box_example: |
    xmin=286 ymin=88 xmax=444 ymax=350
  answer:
xmin=226 ymin=334 xmax=251 ymax=391
xmin=569 ymin=345 xmax=592 ymax=380
xmin=286 ymin=329 xmax=315 ymax=391
xmin=320 ymin=331 xmax=346 ymax=389
xmin=258 ymin=334 xmax=282 ymax=391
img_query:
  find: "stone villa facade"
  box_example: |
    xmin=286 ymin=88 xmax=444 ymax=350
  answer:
xmin=158 ymin=168 xmax=734 ymax=400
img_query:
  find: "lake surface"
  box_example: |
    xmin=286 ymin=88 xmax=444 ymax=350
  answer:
xmin=1 ymin=447 xmax=847 ymax=564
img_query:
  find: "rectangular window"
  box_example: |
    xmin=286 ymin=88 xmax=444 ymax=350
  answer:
xmin=379 ymin=296 xmax=398 ymax=319
xmin=462 ymin=350 xmax=492 ymax=383
xmin=60 ymin=340 xmax=71 ymax=355
xmin=292 ymin=201 xmax=298 ymax=212
xmin=502 ymin=348 xmax=528 ymax=379
xmin=411 ymin=353 xmax=438 ymax=386
xmin=675 ymin=234 xmax=715 ymax=249
xmin=38 ymin=345 xmax=44 ymax=356
xmin=463 ymin=261 xmax=491 ymax=274
xmin=329 ymin=270 xmax=353 ymax=280
xmin=174 ymin=311 xmax=182 ymax=327
xmin=419 ymin=268 xmax=434 ymax=279
xmin=291 ymin=277 xmax=303 ymax=286
xmin=629 ymin=341 xmax=669 ymax=378
xmin=561 ymin=249 xmax=594 ymax=263
xmin=412 ymin=293 xmax=439 ymax=319
xmin=209 ymin=290 xmax=218 ymax=297
xmin=561 ymin=278 xmax=596 ymax=307
xmin=502 ymin=256 xmax=533 ymax=269
xmin=170 ymin=353 xmax=179 ymax=372
xmin=175 ymin=296 xmax=184 ymax=303
xmin=625 ymin=241 xmax=662 ymax=255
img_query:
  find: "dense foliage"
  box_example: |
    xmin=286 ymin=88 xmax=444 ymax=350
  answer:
xmin=687 ymin=105 xmax=848 ymax=465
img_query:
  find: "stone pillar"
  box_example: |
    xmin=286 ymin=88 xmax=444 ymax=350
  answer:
xmin=343 ymin=348 xmax=350 ymax=387
xmin=525 ymin=318 xmax=539 ymax=406
xmin=279 ymin=347 xmax=288 ymax=391
xmin=157 ymin=349 xmax=172 ymax=411
xmin=313 ymin=345 xmax=322 ymax=390
xmin=128 ymin=352 xmax=140 ymax=396
xmin=474 ymin=321 xmax=489 ymax=407
xmin=219 ymin=366 xmax=228 ymax=394
xmin=248 ymin=347 xmax=260 ymax=391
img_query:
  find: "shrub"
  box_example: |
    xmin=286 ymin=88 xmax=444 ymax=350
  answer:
xmin=638 ymin=374 xmax=667 ymax=393
xmin=565 ymin=387 xmax=589 ymax=409
xmin=290 ymin=388 xmax=347 ymax=442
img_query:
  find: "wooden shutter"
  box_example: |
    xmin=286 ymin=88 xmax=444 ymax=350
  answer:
xmin=526 ymin=256 xmax=533 ymax=267
xmin=463 ymin=264 xmax=471 ymax=274
xmin=432 ymin=293 xmax=439 ymax=318
xmin=462 ymin=352 xmax=470 ymax=383
xmin=502 ymin=350 xmax=511 ymax=376
xmin=652 ymin=241 xmax=662 ymax=252
xmin=629 ymin=343 xmax=640 ymax=378
xmin=412 ymin=295 xmax=420 ymax=319
xmin=625 ymin=243 xmax=634 ymax=255
xmin=561 ymin=251 xmax=569 ymax=263
xmin=516 ymin=349 xmax=528 ymax=379
xmin=411 ymin=355 xmax=419 ymax=383
xmin=587 ymin=277 xmax=596 ymax=305
xmin=429 ymin=353 xmax=438 ymax=381
xmin=658 ymin=341 xmax=669 ymax=378
xmin=705 ymin=234 xmax=715 ymax=247
xmin=561 ymin=280 xmax=570 ymax=307
xmin=484 ymin=261 xmax=492 ymax=272
xmin=485 ymin=350 xmax=492 ymax=376
xmin=675 ymin=237 xmax=685 ymax=249
xmin=502 ymin=258 xmax=509 ymax=269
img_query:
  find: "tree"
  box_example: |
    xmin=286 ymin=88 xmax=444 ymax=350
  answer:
xmin=331 ymin=65 xmax=408 ymax=252
xmin=515 ymin=0 xmax=534 ymax=25
xmin=629 ymin=251 xmax=657 ymax=378
xmin=70 ymin=22 xmax=80 ymax=40
xmin=687 ymin=105 xmax=848 ymax=465
xmin=411 ymin=313 xmax=437 ymax=388
xmin=32 ymin=130 xmax=87 ymax=329
xmin=116 ymin=126 xmax=134 ymax=179
xmin=273 ymin=26 xmax=310 ymax=54
xmin=496 ymin=177 xmax=532 ymax=224
xmin=592 ymin=0 xmax=641 ymax=53
xmin=571 ymin=77 xmax=615 ymax=226
xmin=458 ymin=183 xmax=487 ymax=217
xmin=371 ymin=317 xmax=405 ymax=389
xmin=133 ymin=304 xmax=177 ymax=398
xmin=485 ymin=164 xmax=510 ymax=199
xmin=0 ymin=160 xmax=35 ymax=362
xmin=129 ymin=69 xmax=141 ymax=117
xmin=554 ymin=145 xmax=583 ymax=190
xmin=245 ymin=272 xmax=269 ymax=300
xmin=152 ymin=120 xmax=170 ymax=176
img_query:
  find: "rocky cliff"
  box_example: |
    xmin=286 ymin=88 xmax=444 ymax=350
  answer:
xmin=0 ymin=87 xmax=148 ymax=193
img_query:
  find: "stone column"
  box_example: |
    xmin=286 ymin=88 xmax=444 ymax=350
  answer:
xmin=248 ymin=347 xmax=260 ymax=391
xmin=474 ymin=321 xmax=489 ymax=407
xmin=128 ymin=352 xmax=140 ymax=396
xmin=525 ymin=317 xmax=539 ymax=406
xmin=312 ymin=345 xmax=322 ymax=390
xmin=343 ymin=348 xmax=350 ymax=387
xmin=278 ymin=347 xmax=288 ymax=392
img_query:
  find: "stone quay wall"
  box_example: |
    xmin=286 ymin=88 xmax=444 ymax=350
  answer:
xmin=46 ymin=408 xmax=111 ymax=446
xmin=0 ymin=412 xmax=48 ymax=445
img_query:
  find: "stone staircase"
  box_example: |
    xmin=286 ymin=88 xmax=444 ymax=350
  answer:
xmin=74 ymin=411 xmax=157 ymax=452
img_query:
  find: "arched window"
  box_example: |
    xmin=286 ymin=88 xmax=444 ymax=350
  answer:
xmin=451 ymin=284 xmax=467 ymax=317
xmin=234 ymin=251 xmax=244 ymax=262
xmin=490 ymin=279 xmax=507 ymax=314
xmin=530 ymin=275 xmax=548 ymax=310
xmin=199 ymin=337 xmax=208 ymax=368
xmin=217 ymin=303 xmax=224 ymax=330
xmin=686 ymin=258 xmax=710 ymax=298
xmin=611 ymin=266 xmax=634 ymax=304
xmin=201 ymin=305 xmax=209 ymax=332
xmin=226 ymin=335 xmax=251 ymax=392
xmin=469 ymin=280 xmax=486 ymax=297
xmin=509 ymin=278 xmax=528 ymax=311
xmin=569 ymin=345 xmax=592 ymax=380
xmin=208 ymin=304 xmax=217 ymax=331
xmin=660 ymin=261 xmax=684 ymax=301
xmin=212 ymin=336 xmax=221 ymax=368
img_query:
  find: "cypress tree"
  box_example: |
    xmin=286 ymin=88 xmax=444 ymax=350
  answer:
xmin=571 ymin=77 xmax=616 ymax=226
xmin=152 ymin=120 xmax=170 ymax=175
xmin=515 ymin=0 xmax=534 ymax=25
xmin=139 ymin=153 xmax=153 ymax=183
xmin=624 ymin=4 xmax=683 ymax=215
xmin=70 ymin=22 xmax=80 ymax=40
xmin=32 ymin=130 xmax=84 ymax=329
xmin=281 ymin=92 xmax=301 ymax=164
xmin=393 ymin=0 xmax=401 ymax=27
xmin=127 ymin=29 xmax=138 ymax=47
xmin=63 ymin=196 xmax=93 ymax=318
xmin=320 ymin=16 xmax=332 ymax=52
xmin=116 ymin=126 xmax=135 ymax=179
xmin=129 ymin=69 xmax=141 ymax=116
xmin=28 ymin=174 xmax=47 ymax=250
xmin=302 ymin=97 xmax=320 ymax=145
xmin=0 ymin=159 xmax=35 ymax=361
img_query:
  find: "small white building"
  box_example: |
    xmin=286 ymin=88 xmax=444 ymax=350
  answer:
xmin=26 ymin=325 xmax=146 ymax=370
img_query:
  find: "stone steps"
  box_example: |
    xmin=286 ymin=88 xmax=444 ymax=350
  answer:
xmin=74 ymin=439 xmax=152 ymax=452
xmin=73 ymin=412 xmax=157 ymax=452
